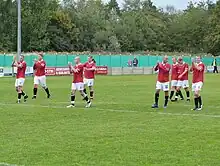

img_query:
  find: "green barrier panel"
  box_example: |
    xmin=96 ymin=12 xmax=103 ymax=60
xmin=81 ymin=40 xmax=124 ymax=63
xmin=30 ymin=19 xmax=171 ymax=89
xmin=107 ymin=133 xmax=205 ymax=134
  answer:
xmin=0 ymin=55 xmax=5 ymax=66
xmin=0 ymin=54 xmax=217 ymax=67
xmin=44 ymin=55 xmax=57 ymax=67
xmin=99 ymin=55 xmax=111 ymax=66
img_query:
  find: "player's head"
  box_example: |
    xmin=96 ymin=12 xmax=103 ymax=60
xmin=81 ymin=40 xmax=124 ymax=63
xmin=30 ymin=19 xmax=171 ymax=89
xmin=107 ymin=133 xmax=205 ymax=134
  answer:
xmin=163 ymin=55 xmax=168 ymax=63
xmin=178 ymin=56 xmax=183 ymax=64
xmin=196 ymin=56 xmax=202 ymax=63
xmin=20 ymin=55 xmax=24 ymax=62
xmin=38 ymin=52 xmax=44 ymax=60
xmin=88 ymin=56 xmax=93 ymax=62
xmin=74 ymin=56 xmax=80 ymax=64
xmin=92 ymin=58 xmax=96 ymax=63
xmin=172 ymin=57 xmax=176 ymax=64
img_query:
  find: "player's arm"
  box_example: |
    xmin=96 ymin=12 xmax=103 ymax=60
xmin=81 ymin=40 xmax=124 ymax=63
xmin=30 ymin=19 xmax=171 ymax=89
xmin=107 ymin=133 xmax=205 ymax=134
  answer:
xmin=159 ymin=63 xmax=170 ymax=72
xmin=192 ymin=62 xmax=204 ymax=71
xmin=179 ymin=65 xmax=189 ymax=77
xmin=154 ymin=62 xmax=159 ymax=71
xmin=86 ymin=64 xmax=96 ymax=71
xmin=68 ymin=63 xmax=78 ymax=73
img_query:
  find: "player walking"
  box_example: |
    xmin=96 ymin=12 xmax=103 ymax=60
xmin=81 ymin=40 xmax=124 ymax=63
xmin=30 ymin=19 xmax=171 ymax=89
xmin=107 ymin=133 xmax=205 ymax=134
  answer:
xmin=32 ymin=53 xmax=51 ymax=99
xmin=12 ymin=55 xmax=28 ymax=103
xmin=67 ymin=56 xmax=91 ymax=108
xmin=190 ymin=56 xmax=205 ymax=111
xmin=83 ymin=56 xmax=96 ymax=100
xmin=152 ymin=56 xmax=171 ymax=108
xmin=176 ymin=57 xmax=190 ymax=101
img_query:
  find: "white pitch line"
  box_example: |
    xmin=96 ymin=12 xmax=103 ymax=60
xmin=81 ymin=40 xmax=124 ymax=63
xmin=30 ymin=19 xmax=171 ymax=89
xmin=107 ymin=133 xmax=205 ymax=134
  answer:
xmin=0 ymin=103 xmax=220 ymax=118
xmin=0 ymin=163 xmax=22 ymax=166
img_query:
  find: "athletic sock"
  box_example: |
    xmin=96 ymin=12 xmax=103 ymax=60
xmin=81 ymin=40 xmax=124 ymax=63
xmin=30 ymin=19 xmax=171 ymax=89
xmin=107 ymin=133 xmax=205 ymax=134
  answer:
xmin=194 ymin=97 xmax=199 ymax=108
xmin=18 ymin=93 xmax=22 ymax=102
xmin=44 ymin=87 xmax=50 ymax=96
xmin=33 ymin=88 xmax=37 ymax=96
xmin=175 ymin=91 xmax=179 ymax=100
xmin=170 ymin=91 xmax=174 ymax=100
xmin=186 ymin=91 xmax=190 ymax=99
xmin=155 ymin=93 xmax=159 ymax=105
xmin=71 ymin=95 xmax=75 ymax=105
xmin=198 ymin=96 xmax=202 ymax=107
xmin=164 ymin=96 xmax=169 ymax=106
xmin=90 ymin=91 xmax=94 ymax=99
xmin=83 ymin=88 xmax=87 ymax=94
xmin=179 ymin=90 xmax=184 ymax=99
xmin=21 ymin=91 xmax=26 ymax=96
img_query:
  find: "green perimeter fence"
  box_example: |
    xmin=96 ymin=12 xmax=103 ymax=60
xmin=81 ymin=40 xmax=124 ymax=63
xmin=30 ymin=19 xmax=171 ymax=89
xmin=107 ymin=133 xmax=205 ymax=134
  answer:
xmin=0 ymin=54 xmax=216 ymax=67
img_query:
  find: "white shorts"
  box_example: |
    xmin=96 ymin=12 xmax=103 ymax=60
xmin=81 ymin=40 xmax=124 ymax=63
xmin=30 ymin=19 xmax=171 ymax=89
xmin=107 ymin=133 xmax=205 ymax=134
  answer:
xmin=34 ymin=76 xmax=47 ymax=87
xmin=192 ymin=82 xmax=203 ymax=92
xmin=177 ymin=80 xmax=189 ymax=88
xmin=84 ymin=78 xmax=94 ymax=87
xmin=15 ymin=78 xmax=25 ymax=87
xmin=72 ymin=82 xmax=84 ymax=91
xmin=156 ymin=81 xmax=169 ymax=91
xmin=171 ymin=80 xmax=178 ymax=87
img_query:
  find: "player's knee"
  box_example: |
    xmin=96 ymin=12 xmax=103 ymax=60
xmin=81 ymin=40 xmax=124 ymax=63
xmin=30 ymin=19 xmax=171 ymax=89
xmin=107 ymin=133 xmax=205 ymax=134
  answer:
xmin=15 ymin=87 xmax=19 ymax=92
xmin=155 ymin=90 xmax=160 ymax=94
xmin=34 ymin=84 xmax=38 ymax=88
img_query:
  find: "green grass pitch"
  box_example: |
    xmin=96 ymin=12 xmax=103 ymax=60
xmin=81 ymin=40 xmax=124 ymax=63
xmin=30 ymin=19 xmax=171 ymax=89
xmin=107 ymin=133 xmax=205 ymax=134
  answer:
xmin=0 ymin=74 xmax=220 ymax=166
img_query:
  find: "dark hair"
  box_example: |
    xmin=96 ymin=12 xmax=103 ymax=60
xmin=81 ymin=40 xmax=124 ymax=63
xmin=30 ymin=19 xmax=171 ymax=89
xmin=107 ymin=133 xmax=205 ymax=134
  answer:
xmin=92 ymin=59 xmax=96 ymax=63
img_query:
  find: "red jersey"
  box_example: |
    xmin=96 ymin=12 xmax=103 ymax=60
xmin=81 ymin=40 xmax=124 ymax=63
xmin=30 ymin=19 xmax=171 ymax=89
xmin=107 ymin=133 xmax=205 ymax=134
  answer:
xmin=192 ymin=63 xmax=205 ymax=83
xmin=84 ymin=62 xmax=96 ymax=79
xmin=73 ymin=63 xmax=84 ymax=83
xmin=16 ymin=61 xmax=27 ymax=79
xmin=177 ymin=63 xmax=189 ymax=80
xmin=33 ymin=60 xmax=46 ymax=76
xmin=171 ymin=63 xmax=178 ymax=80
xmin=155 ymin=63 xmax=171 ymax=83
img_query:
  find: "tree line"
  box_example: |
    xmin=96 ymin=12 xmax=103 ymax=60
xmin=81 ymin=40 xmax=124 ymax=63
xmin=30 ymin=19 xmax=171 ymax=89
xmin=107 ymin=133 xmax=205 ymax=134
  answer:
xmin=0 ymin=0 xmax=220 ymax=55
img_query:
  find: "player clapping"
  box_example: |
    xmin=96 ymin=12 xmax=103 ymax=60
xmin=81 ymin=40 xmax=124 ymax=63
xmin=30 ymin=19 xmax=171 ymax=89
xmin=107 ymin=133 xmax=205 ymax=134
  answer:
xmin=83 ymin=56 xmax=96 ymax=100
xmin=67 ymin=57 xmax=91 ymax=108
xmin=170 ymin=57 xmax=179 ymax=101
xmin=12 ymin=55 xmax=28 ymax=103
xmin=152 ymin=56 xmax=171 ymax=108
xmin=176 ymin=57 xmax=190 ymax=101
xmin=32 ymin=53 xmax=51 ymax=99
xmin=190 ymin=57 xmax=205 ymax=111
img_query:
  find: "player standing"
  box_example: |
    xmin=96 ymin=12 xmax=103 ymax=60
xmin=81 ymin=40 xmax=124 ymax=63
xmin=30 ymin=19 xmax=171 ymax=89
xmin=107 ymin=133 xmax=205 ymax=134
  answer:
xmin=152 ymin=56 xmax=171 ymax=108
xmin=32 ymin=53 xmax=51 ymax=99
xmin=170 ymin=57 xmax=178 ymax=101
xmin=176 ymin=57 xmax=190 ymax=101
xmin=67 ymin=56 xmax=91 ymax=108
xmin=12 ymin=55 xmax=28 ymax=103
xmin=190 ymin=56 xmax=205 ymax=111
xmin=83 ymin=56 xmax=96 ymax=100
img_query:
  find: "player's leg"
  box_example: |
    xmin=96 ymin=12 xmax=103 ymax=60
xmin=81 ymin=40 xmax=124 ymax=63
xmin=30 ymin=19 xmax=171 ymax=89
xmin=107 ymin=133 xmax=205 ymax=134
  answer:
xmin=88 ymin=79 xmax=94 ymax=100
xmin=78 ymin=83 xmax=91 ymax=108
xmin=152 ymin=81 xmax=161 ymax=108
xmin=39 ymin=76 xmax=51 ymax=98
xmin=163 ymin=82 xmax=169 ymax=108
xmin=32 ymin=76 xmax=39 ymax=99
xmin=67 ymin=88 xmax=76 ymax=108
xmin=176 ymin=81 xmax=184 ymax=100
xmin=19 ymin=79 xmax=28 ymax=102
xmin=191 ymin=83 xmax=203 ymax=111
xmin=170 ymin=80 xmax=177 ymax=101
xmin=83 ymin=78 xmax=87 ymax=95
xmin=15 ymin=79 xmax=21 ymax=103
xmin=183 ymin=80 xmax=190 ymax=101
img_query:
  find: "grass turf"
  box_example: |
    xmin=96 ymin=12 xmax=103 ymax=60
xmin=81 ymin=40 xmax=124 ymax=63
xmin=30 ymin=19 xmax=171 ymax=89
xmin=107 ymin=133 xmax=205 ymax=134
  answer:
xmin=0 ymin=74 xmax=220 ymax=166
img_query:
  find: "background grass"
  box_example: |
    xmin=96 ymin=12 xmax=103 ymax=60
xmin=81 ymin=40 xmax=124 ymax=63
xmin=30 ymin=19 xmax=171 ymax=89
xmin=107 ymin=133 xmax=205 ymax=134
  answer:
xmin=0 ymin=74 xmax=220 ymax=166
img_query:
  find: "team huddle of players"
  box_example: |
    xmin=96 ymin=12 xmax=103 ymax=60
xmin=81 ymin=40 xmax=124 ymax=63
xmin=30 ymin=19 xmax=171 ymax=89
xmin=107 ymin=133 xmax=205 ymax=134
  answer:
xmin=152 ymin=56 xmax=205 ymax=111
xmin=12 ymin=53 xmax=96 ymax=108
